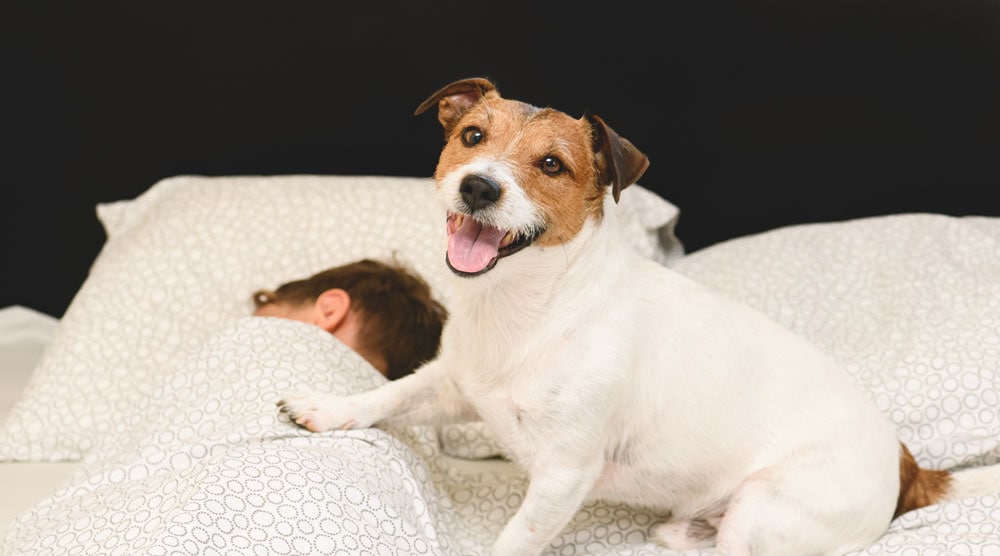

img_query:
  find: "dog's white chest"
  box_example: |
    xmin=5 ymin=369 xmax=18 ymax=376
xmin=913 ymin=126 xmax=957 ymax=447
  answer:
xmin=450 ymin=342 xmax=580 ymax=468
xmin=458 ymin=382 xmax=549 ymax=466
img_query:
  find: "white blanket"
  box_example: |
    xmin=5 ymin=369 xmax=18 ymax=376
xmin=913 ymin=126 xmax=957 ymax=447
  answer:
xmin=4 ymin=213 xmax=1000 ymax=555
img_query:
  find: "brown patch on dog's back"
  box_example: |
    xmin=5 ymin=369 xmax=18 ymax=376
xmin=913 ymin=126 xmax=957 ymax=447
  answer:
xmin=895 ymin=442 xmax=952 ymax=518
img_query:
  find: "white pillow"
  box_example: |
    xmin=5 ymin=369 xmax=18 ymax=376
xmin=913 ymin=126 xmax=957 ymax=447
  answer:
xmin=672 ymin=213 xmax=1000 ymax=470
xmin=0 ymin=175 xmax=682 ymax=462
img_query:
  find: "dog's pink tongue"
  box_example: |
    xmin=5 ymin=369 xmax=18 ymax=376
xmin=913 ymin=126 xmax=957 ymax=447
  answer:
xmin=448 ymin=217 xmax=506 ymax=273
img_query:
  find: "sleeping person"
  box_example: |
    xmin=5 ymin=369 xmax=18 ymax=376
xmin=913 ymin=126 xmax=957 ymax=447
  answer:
xmin=251 ymin=257 xmax=448 ymax=381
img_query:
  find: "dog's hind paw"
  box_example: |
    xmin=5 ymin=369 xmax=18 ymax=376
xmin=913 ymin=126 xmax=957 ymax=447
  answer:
xmin=651 ymin=518 xmax=717 ymax=550
xmin=276 ymin=391 xmax=369 ymax=433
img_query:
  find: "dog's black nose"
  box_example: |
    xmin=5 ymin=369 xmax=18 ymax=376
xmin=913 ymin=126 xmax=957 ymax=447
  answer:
xmin=459 ymin=175 xmax=501 ymax=213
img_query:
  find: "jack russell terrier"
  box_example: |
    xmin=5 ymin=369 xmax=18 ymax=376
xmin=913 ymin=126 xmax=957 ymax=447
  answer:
xmin=279 ymin=77 xmax=1000 ymax=555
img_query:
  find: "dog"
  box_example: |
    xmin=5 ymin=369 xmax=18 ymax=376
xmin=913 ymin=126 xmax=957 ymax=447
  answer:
xmin=278 ymin=77 xmax=1000 ymax=555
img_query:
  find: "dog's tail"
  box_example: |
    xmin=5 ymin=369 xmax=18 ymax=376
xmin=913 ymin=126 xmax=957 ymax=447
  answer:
xmin=945 ymin=463 xmax=1000 ymax=500
xmin=895 ymin=442 xmax=1000 ymax=518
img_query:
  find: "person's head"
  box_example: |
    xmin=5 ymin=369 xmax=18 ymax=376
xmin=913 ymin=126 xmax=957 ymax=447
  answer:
xmin=252 ymin=258 xmax=447 ymax=380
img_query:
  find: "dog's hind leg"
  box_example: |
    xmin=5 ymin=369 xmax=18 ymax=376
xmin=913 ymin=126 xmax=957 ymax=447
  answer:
xmin=651 ymin=506 xmax=724 ymax=550
xmin=712 ymin=457 xmax=895 ymax=556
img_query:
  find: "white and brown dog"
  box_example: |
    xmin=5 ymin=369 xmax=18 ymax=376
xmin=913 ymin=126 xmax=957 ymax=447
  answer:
xmin=279 ymin=77 xmax=1000 ymax=555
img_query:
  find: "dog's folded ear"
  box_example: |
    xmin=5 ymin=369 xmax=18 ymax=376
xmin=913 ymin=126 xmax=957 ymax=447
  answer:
xmin=589 ymin=115 xmax=651 ymax=203
xmin=415 ymin=77 xmax=500 ymax=136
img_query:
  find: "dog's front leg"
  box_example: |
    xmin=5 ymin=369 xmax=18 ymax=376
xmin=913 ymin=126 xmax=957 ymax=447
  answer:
xmin=278 ymin=358 xmax=474 ymax=432
xmin=492 ymin=455 xmax=604 ymax=556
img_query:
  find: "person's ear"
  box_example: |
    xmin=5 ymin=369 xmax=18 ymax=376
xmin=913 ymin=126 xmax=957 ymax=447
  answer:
xmin=313 ymin=288 xmax=352 ymax=333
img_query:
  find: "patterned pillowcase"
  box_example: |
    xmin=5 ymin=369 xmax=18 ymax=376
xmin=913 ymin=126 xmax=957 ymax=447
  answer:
xmin=0 ymin=175 xmax=682 ymax=462
xmin=671 ymin=214 xmax=1000 ymax=470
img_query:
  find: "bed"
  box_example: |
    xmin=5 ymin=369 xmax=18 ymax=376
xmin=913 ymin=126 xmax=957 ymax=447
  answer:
xmin=1 ymin=175 xmax=998 ymax=555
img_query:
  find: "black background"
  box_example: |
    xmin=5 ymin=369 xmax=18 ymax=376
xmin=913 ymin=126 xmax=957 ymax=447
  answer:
xmin=3 ymin=1 xmax=998 ymax=317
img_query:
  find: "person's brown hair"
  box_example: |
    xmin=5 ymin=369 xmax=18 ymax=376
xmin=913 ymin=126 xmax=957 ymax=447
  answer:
xmin=253 ymin=258 xmax=447 ymax=380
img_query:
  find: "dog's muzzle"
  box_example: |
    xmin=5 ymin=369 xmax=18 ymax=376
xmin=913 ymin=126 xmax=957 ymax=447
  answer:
xmin=445 ymin=175 xmax=542 ymax=277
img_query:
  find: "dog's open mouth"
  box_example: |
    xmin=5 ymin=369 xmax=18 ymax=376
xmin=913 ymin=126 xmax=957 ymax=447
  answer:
xmin=445 ymin=212 xmax=541 ymax=277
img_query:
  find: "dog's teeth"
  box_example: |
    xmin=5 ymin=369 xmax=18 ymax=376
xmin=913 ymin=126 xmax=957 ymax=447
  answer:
xmin=500 ymin=231 xmax=514 ymax=248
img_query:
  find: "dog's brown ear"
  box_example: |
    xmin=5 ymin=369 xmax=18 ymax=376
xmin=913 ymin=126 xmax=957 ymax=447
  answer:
xmin=414 ymin=77 xmax=499 ymax=135
xmin=589 ymin=115 xmax=650 ymax=203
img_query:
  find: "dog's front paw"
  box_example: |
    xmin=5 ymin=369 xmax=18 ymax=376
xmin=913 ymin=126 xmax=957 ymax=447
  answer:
xmin=276 ymin=391 xmax=373 ymax=433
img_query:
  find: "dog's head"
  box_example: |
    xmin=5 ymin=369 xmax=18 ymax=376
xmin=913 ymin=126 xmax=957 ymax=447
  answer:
xmin=415 ymin=77 xmax=650 ymax=278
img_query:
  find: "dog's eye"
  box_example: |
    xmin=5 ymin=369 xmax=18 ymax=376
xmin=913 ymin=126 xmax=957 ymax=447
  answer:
xmin=541 ymin=156 xmax=563 ymax=175
xmin=461 ymin=127 xmax=484 ymax=147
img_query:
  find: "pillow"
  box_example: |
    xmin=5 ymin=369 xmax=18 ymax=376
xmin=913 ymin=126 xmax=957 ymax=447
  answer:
xmin=671 ymin=213 xmax=1000 ymax=470
xmin=0 ymin=175 xmax=682 ymax=462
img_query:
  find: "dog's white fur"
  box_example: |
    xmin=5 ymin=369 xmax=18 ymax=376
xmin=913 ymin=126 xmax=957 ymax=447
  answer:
xmin=279 ymin=78 xmax=1000 ymax=556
